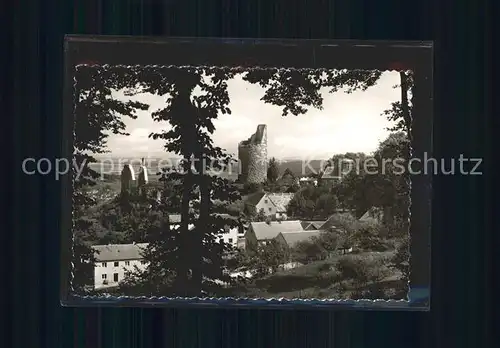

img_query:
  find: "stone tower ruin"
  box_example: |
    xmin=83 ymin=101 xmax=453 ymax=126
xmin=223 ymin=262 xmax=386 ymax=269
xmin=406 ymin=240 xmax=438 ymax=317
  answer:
xmin=120 ymin=164 xmax=135 ymax=194
xmin=238 ymin=124 xmax=268 ymax=184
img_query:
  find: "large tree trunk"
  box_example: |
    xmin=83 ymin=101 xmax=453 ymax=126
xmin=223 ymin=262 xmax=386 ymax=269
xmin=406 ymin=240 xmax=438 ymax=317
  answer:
xmin=191 ymin=148 xmax=210 ymax=295
xmin=177 ymin=164 xmax=192 ymax=294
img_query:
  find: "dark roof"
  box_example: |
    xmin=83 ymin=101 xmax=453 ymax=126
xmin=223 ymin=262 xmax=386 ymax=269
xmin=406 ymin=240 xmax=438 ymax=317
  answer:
xmin=278 ymin=231 xmax=324 ymax=247
xmin=302 ymin=221 xmax=326 ymax=230
xmin=93 ymin=243 xmax=148 ymax=262
xmin=300 ymin=221 xmax=311 ymax=229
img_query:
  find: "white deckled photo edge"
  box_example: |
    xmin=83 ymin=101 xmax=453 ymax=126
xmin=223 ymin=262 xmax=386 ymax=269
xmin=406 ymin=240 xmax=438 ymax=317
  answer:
xmin=67 ymin=61 xmax=422 ymax=307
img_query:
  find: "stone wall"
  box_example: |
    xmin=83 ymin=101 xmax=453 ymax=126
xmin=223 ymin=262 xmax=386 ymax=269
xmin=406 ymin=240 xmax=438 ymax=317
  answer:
xmin=238 ymin=124 xmax=267 ymax=184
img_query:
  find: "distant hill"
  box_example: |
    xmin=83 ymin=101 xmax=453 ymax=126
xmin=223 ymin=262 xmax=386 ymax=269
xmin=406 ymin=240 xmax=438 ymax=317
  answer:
xmin=90 ymin=157 xmax=326 ymax=178
xmin=276 ymin=160 xmax=324 ymax=177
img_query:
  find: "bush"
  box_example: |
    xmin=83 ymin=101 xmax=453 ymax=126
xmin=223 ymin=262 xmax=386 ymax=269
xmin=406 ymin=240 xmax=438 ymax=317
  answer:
xmin=389 ymin=237 xmax=410 ymax=280
xmin=335 ymin=255 xmax=389 ymax=287
xmin=352 ymin=225 xmax=393 ymax=252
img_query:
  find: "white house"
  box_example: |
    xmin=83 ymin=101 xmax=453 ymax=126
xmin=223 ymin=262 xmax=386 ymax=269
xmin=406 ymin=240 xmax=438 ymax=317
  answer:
xmin=245 ymin=192 xmax=295 ymax=220
xmin=168 ymin=214 xmax=195 ymax=230
xmin=298 ymin=177 xmax=318 ymax=186
xmin=92 ymin=243 xmax=149 ymax=290
xmin=169 ymin=213 xmax=243 ymax=248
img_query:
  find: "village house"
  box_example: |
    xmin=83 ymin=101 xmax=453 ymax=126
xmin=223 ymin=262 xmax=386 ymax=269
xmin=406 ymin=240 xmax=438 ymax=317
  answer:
xmin=244 ymin=220 xmax=305 ymax=250
xmin=274 ymin=230 xmax=325 ymax=251
xmin=244 ymin=192 xmax=295 ymax=220
xmin=298 ymin=177 xmax=318 ymax=187
xmin=213 ymin=213 xmax=245 ymax=248
xmin=92 ymin=243 xmax=148 ymax=290
xmin=168 ymin=213 xmax=243 ymax=249
xmin=301 ymin=220 xmax=326 ymax=230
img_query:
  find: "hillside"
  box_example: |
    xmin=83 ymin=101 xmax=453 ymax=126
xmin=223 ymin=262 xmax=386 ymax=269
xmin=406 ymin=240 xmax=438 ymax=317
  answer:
xmin=224 ymin=251 xmax=404 ymax=300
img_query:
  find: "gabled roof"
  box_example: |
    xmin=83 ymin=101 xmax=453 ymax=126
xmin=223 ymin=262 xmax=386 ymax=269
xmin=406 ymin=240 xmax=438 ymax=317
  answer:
xmin=302 ymin=221 xmax=326 ymax=230
xmin=300 ymin=221 xmax=311 ymax=229
xmin=93 ymin=243 xmax=148 ymax=262
xmin=278 ymin=230 xmax=324 ymax=247
xmin=248 ymin=220 xmax=305 ymax=240
xmin=245 ymin=191 xmax=266 ymax=206
xmin=267 ymin=193 xmax=294 ymax=212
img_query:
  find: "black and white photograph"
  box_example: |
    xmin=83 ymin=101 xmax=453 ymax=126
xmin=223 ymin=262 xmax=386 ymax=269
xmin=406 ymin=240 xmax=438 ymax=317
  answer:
xmin=63 ymin=38 xmax=432 ymax=307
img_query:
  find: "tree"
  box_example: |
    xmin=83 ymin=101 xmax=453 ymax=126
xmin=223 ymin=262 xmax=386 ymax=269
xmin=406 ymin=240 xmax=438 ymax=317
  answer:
xmin=71 ymin=65 xmax=148 ymax=293
xmin=314 ymin=232 xmax=338 ymax=255
xmin=74 ymin=66 xmax=412 ymax=296
xmin=267 ymin=157 xmax=280 ymax=183
xmin=250 ymin=240 xmax=288 ymax=277
xmin=332 ymin=132 xmax=410 ymax=230
xmin=253 ymin=208 xmax=268 ymax=222
xmin=243 ymin=68 xmax=413 ymax=230
xmin=282 ymin=168 xmax=295 ymax=179
xmin=132 ymin=66 xmax=242 ymax=296
xmin=287 ymin=185 xmax=337 ymax=219
xmin=120 ymin=213 xmax=179 ymax=296
xmin=388 ymin=237 xmax=410 ymax=297
xmin=292 ymin=238 xmax=327 ymax=263
xmin=244 ymin=69 xmax=413 ymax=138
xmin=72 ymin=215 xmax=99 ymax=291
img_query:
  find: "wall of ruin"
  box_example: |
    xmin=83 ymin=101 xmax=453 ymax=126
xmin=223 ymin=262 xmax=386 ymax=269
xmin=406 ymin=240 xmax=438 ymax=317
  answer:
xmin=238 ymin=124 xmax=268 ymax=184
xmin=246 ymin=143 xmax=267 ymax=183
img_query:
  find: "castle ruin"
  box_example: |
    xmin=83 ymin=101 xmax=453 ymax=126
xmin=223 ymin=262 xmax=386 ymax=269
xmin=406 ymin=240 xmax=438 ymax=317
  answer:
xmin=120 ymin=158 xmax=149 ymax=196
xmin=238 ymin=124 xmax=268 ymax=184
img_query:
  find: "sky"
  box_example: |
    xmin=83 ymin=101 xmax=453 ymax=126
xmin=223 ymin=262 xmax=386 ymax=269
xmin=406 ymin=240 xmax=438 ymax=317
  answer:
xmin=99 ymin=71 xmax=400 ymax=160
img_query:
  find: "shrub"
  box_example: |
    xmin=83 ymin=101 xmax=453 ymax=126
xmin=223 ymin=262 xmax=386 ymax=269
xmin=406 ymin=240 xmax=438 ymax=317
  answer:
xmin=389 ymin=237 xmax=410 ymax=280
xmin=352 ymin=225 xmax=393 ymax=252
xmin=335 ymin=255 xmax=389 ymax=287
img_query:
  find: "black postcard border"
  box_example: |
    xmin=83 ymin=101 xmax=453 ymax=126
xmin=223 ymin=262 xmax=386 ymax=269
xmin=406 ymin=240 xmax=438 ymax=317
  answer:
xmin=61 ymin=36 xmax=433 ymax=310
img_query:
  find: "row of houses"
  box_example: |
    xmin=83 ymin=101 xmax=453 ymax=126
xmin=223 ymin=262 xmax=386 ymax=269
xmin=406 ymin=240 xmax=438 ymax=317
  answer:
xmin=91 ymin=208 xmax=384 ymax=290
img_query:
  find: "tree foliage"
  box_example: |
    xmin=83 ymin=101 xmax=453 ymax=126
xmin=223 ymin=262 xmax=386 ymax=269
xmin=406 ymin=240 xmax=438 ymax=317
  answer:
xmin=114 ymin=67 xmax=243 ymax=296
xmin=249 ymin=240 xmax=288 ymax=277
xmin=267 ymin=157 xmax=280 ymax=183
xmin=333 ymin=132 xmax=410 ymax=231
xmin=72 ymin=66 xmax=149 ymax=293
xmin=72 ymin=65 xmax=412 ymax=297
xmin=287 ymin=185 xmax=338 ymax=219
